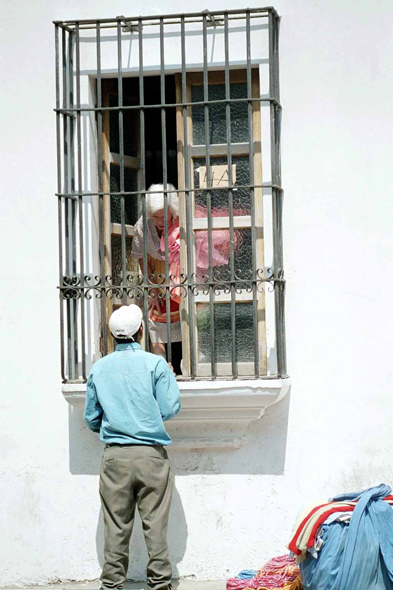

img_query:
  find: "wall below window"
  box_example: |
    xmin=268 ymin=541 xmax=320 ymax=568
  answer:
xmin=1 ymin=0 xmax=393 ymax=585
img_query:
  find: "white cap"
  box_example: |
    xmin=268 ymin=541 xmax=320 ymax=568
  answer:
xmin=109 ymin=304 xmax=143 ymax=340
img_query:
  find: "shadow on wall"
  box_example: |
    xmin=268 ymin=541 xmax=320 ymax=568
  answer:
xmin=170 ymin=391 xmax=290 ymax=476
xmin=68 ymin=390 xmax=290 ymax=477
xmin=95 ymin=486 xmax=188 ymax=582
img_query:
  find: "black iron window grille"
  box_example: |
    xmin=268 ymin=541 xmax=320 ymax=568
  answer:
xmin=54 ymin=7 xmax=286 ymax=383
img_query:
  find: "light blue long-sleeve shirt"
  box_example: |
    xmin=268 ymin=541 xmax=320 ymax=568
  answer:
xmin=84 ymin=342 xmax=181 ymax=446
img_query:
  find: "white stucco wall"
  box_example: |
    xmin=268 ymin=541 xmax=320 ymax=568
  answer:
xmin=1 ymin=0 xmax=393 ymax=585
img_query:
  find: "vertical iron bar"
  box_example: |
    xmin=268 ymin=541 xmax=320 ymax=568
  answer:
xmin=269 ymin=12 xmax=286 ymax=377
xmin=139 ymin=19 xmax=149 ymax=351
xmin=56 ymin=24 xmax=66 ymax=382
xmin=160 ymin=18 xmax=172 ymax=363
xmin=68 ymin=28 xmax=78 ymax=380
xmin=224 ymin=13 xmax=237 ymax=379
xmin=270 ymin=11 xmax=278 ymax=375
xmin=181 ymin=15 xmax=196 ymax=378
xmin=246 ymin=10 xmax=260 ymax=377
xmin=273 ymin=189 xmax=286 ymax=377
xmin=202 ymin=14 xmax=216 ymax=378
xmin=274 ymin=15 xmax=281 ymax=104
xmin=117 ymin=21 xmax=127 ymax=305
xmin=96 ymin=22 xmax=107 ymax=355
xmin=274 ymin=16 xmax=281 ymax=191
xmin=76 ymin=23 xmax=86 ymax=381
xmin=62 ymin=28 xmax=72 ymax=380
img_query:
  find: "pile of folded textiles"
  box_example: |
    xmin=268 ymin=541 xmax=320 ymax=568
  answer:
xmin=288 ymin=484 xmax=393 ymax=590
xmin=227 ymin=555 xmax=302 ymax=590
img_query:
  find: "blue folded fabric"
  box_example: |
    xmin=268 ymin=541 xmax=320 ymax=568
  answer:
xmin=300 ymin=484 xmax=393 ymax=590
xmin=236 ymin=570 xmax=258 ymax=580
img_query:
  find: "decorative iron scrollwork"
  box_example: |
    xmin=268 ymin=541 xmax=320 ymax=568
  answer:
xmin=58 ymin=269 xmax=281 ymax=300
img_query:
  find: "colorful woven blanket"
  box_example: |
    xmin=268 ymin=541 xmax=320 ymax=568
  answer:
xmin=227 ymin=555 xmax=302 ymax=590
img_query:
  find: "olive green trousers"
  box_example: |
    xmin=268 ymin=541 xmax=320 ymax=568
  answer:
xmin=99 ymin=444 xmax=174 ymax=590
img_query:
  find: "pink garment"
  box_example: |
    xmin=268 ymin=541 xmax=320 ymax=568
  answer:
xmin=194 ymin=205 xmax=247 ymax=274
xmin=195 ymin=230 xmax=231 ymax=270
xmin=160 ymin=223 xmax=181 ymax=304
xmin=160 ymin=205 xmax=248 ymax=296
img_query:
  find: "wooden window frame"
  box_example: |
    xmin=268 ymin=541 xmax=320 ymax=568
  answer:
xmin=100 ymin=70 xmax=266 ymax=376
xmin=176 ymin=69 xmax=267 ymax=377
xmin=102 ymin=79 xmax=141 ymax=353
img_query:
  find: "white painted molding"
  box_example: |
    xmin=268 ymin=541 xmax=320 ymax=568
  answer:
xmin=62 ymin=378 xmax=291 ymax=450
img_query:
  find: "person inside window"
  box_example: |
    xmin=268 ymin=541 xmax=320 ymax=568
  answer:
xmin=131 ymin=184 xmax=182 ymax=373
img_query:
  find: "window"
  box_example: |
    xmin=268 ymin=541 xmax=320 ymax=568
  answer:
xmin=55 ymin=7 xmax=286 ymax=383
xmin=176 ymin=69 xmax=265 ymax=378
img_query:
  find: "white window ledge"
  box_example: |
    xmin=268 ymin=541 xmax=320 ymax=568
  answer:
xmin=62 ymin=378 xmax=291 ymax=450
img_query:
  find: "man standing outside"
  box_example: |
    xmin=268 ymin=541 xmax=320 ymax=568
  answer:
xmin=84 ymin=304 xmax=181 ymax=590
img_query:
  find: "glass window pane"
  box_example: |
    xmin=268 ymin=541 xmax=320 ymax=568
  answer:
xmin=111 ymin=236 xmax=139 ymax=285
xmin=196 ymin=303 xmax=255 ymax=365
xmin=195 ymin=228 xmax=252 ymax=281
xmin=191 ymin=82 xmax=248 ymax=145
xmin=110 ymin=164 xmax=139 ymax=225
xmin=109 ymin=94 xmax=138 ymax=157
xmin=193 ymin=156 xmax=251 ymax=216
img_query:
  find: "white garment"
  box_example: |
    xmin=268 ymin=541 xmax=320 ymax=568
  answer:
xmin=148 ymin=318 xmax=182 ymax=343
xmin=131 ymin=217 xmax=165 ymax=261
